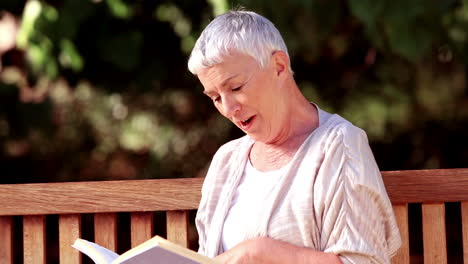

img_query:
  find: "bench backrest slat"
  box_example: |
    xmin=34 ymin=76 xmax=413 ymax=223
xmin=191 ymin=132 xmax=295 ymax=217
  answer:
xmin=391 ymin=204 xmax=409 ymax=264
xmin=0 ymin=216 xmax=13 ymax=264
xmin=422 ymin=203 xmax=447 ymax=264
xmin=462 ymin=202 xmax=468 ymax=264
xmin=167 ymin=210 xmax=190 ymax=248
xmin=23 ymin=215 xmax=46 ymax=264
xmin=0 ymin=178 xmax=202 ymax=216
xmin=382 ymin=169 xmax=468 ymax=204
xmin=1 ymin=169 xmax=466 ymax=217
xmin=94 ymin=213 xmax=118 ymax=252
xmin=59 ymin=214 xmax=81 ymax=264
xmin=130 ymin=212 xmax=154 ymax=248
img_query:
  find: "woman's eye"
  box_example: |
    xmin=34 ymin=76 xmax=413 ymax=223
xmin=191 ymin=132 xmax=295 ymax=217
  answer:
xmin=232 ymin=86 xmax=242 ymax=91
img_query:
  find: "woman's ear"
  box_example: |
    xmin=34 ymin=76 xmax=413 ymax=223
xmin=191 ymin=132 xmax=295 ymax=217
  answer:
xmin=271 ymin=51 xmax=290 ymax=77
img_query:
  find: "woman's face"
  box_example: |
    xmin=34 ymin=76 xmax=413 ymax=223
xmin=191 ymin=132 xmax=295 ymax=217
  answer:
xmin=197 ymin=53 xmax=287 ymax=143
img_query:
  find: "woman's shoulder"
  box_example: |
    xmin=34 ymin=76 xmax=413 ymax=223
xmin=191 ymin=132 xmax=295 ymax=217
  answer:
xmin=317 ymin=110 xmax=367 ymax=145
xmin=209 ymin=135 xmax=252 ymax=167
xmin=201 ymin=135 xmax=251 ymax=192
xmin=213 ymin=135 xmax=251 ymax=156
xmin=320 ymin=113 xmax=383 ymax=186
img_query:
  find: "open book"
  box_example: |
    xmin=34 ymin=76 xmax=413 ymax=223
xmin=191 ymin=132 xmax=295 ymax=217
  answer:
xmin=72 ymin=235 xmax=217 ymax=264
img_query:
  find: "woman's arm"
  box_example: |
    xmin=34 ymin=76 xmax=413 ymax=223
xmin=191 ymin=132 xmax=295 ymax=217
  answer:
xmin=215 ymin=237 xmax=343 ymax=264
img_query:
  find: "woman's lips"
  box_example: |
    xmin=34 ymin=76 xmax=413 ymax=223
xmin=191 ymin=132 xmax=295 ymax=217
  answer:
xmin=240 ymin=115 xmax=255 ymax=130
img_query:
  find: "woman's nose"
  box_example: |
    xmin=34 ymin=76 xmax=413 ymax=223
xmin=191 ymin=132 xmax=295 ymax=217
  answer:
xmin=221 ymin=96 xmax=241 ymax=118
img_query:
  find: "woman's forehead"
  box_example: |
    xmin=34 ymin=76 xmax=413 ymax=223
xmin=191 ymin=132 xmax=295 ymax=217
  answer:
xmin=219 ymin=55 xmax=258 ymax=73
xmin=200 ymin=55 xmax=256 ymax=81
xmin=198 ymin=67 xmax=240 ymax=91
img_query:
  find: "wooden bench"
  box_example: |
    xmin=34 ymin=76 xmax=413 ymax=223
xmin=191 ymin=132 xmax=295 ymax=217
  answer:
xmin=0 ymin=169 xmax=467 ymax=263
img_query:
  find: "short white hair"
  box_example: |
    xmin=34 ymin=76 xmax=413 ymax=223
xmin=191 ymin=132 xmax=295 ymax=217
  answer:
xmin=188 ymin=10 xmax=291 ymax=75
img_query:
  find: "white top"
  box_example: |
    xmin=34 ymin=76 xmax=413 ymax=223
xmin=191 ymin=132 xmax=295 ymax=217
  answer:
xmin=196 ymin=105 xmax=401 ymax=264
xmin=221 ymin=160 xmax=287 ymax=251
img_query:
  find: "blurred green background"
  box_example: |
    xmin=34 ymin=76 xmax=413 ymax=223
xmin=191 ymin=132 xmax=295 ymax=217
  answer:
xmin=1 ymin=0 xmax=467 ymax=183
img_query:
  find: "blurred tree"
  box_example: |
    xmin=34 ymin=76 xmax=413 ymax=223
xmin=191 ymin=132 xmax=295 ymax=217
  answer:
xmin=0 ymin=0 xmax=467 ymax=183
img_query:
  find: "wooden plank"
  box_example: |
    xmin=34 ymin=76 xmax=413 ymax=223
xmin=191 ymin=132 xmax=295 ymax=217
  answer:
xmin=166 ymin=210 xmax=189 ymax=247
xmin=382 ymin=169 xmax=468 ymax=204
xmin=94 ymin=213 xmax=118 ymax=252
xmin=23 ymin=215 xmax=46 ymax=264
xmin=462 ymin=201 xmax=468 ymax=264
xmin=0 ymin=178 xmax=203 ymax=216
xmin=59 ymin=214 xmax=81 ymax=264
xmin=131 ymin=212 xmax=153 ymax=247
xmin=391 ymin=204 xmax=409 ymax=264
xmin=0 ymin=169 xmax=466 ymax=216
xmin=422 ymin=203 xmax=447 ymax=264
xmin=0 ymin=216 xmax=13 ymax=264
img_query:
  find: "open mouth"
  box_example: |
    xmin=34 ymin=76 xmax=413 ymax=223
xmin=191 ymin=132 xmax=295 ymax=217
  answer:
xmin=240 ymin=116 xmax=254 ymax=128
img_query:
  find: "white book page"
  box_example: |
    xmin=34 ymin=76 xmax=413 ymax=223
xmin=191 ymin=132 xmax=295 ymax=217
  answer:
xmin=72 ymin=239 xmax=120 ymax=264
xmin=115 ymin=245 xmax=201 ymax=264
xmin=114 ymin=236 xmax=216 ymax=264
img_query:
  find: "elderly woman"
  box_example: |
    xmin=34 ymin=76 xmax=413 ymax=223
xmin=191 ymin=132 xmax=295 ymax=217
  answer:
xmin=188 ymin=10 xmax=401 ymax=264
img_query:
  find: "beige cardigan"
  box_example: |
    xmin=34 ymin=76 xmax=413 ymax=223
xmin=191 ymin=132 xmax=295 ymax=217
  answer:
xmin=196 ymin=107 xmax=401 ymax=264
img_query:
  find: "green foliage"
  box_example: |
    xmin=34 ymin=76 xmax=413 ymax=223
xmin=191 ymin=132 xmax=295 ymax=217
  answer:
xmin=348 ymin=0 xmax=454 ymax=61
xmin=106 ymin=0 xmax=134 ymax=19
xmin=1 ymin=0 xmax=467 ymax=183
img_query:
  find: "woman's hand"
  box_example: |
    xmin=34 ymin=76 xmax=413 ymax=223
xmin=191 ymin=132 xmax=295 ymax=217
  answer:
xmin=214 ymin=237 xmax=342 ymax=264
xmin=214 ymin=237 xmax=268 ymax=264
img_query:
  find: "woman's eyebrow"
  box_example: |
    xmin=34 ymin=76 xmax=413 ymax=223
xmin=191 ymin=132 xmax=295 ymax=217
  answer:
xmin=203 ymin=90 xmax=216 ymax=97
xmin=220 ymin=74 xmax=239 ymax=87
xmin=202 ymin=74 xmax=241 ymax=97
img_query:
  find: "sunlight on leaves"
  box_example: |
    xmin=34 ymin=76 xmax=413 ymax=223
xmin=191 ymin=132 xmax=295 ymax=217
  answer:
xmin=120 ymin=112 xmax=158 ymax=152
xmin=105 ymin=0 xmax=133 ymax=19
xmin=16 ymin=0 xmax=42 ymax=48
xmin=59 ymin=38 xmax=84 ymax=72
xmin=343 ymin=95 xmax=388 ymax=140
xmin=208 ymin=0 xmax=229 ymax=16
xmin=16 ymin=0 xmax=60 ymax=78
xmin=155 ymin=4 xmax=194 ymax=54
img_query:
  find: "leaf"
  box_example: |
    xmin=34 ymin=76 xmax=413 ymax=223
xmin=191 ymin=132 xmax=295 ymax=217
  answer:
xmin=383 ymin=0 xmax=426 ymax=23
xmin=348 ymin=0 xmax=385 ymax=29
xmin=105 ymin=0 xmax=133 ymax=19
xmin=385 ymin=21 xmax=434 ymax=62
xmin=59 ymin=38 xmax=84 ymax=72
